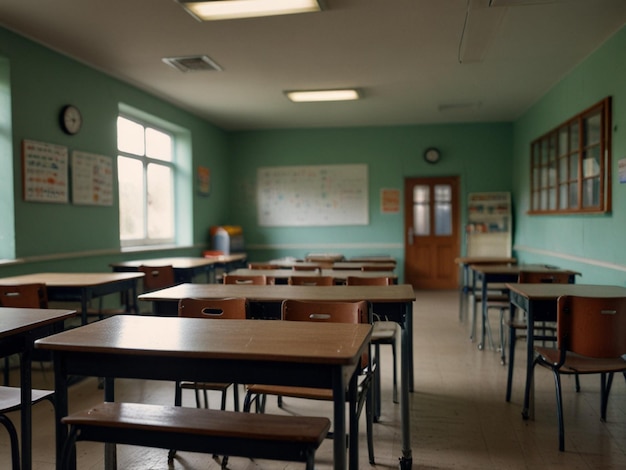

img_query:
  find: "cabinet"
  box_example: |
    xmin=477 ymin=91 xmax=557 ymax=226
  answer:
xmin=466 ymin=192 xmax=511 ymax=257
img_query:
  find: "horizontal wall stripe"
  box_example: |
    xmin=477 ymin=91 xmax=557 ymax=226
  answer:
xmin=247 ymin=243 xmax=404 ymax=250
xmin=514 ymin=245 xmax=626 ymax=273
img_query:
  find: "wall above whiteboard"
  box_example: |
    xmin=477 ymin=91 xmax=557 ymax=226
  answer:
xmin=257 ymin=164 xmax=369 ymax=227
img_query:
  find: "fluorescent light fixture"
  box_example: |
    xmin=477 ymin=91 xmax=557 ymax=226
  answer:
xmin=286 ymin=89 xmax=360 ymax=103
xmin=178 ymin=0 xmax=323 ymax=21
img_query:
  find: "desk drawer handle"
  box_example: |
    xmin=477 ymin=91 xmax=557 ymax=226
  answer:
xmin=4 ymin=292 xmax=21 ymax=297
xmin=201 ymin=308 xmax=225 ymax=317
xmin=601 ymin=309 xmax=617 ymax=315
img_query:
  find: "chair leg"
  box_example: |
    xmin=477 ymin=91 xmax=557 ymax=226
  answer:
xmin=365 ymin=378 xmax=375 ymax=464
xmin=600 ymin=372 xmax=613 ymax=422
xmin=505 ymin=318 xmax=517 ymax=402
xmin=499 ymin=308 xmax=507 ymax=365
xmin=391 ymin=336 xmax=398 ymax=404
xmin=0 ymin=414 xmax=20 ymax=470
xmin=373 ymin=343 xmax=381 ymax=422
xmin=551 ymin=370 xmax=565 ymax=452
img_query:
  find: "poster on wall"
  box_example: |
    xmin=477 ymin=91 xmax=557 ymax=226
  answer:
xmin=71 ymin=151 xmax=114 ymax=206
xmin=381 ymin=188 xmax=400 ymax=213
xmin=22 ymin=139 xmax=69 ymax=203
xmin=198 ymin=166 xmax=211 ymax=196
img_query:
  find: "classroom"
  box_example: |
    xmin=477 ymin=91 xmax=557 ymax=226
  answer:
xmin=0 ymin=2 xmax=626 ymax=469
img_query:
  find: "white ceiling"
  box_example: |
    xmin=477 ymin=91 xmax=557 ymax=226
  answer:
xmin=1 ymin=0 xmax=625 ymax=130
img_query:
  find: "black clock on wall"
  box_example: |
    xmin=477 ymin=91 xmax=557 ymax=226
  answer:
xmin=423 ymin=147 xmax=441 ymax=164
xmin=59 ymin=105 xmax=83 ymax=135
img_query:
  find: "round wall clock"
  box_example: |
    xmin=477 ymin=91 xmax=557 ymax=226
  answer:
xmin=423 ymin=147 xmax=441 ymax=164
xmin=60 ymin=105 xmax=83 ymax=135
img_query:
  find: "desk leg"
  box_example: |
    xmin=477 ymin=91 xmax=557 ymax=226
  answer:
xmin=478 ymin=280 xmax=488 ymax=350
xmin=332 ymin=369 xmax=347 ymax=470
xmin=54 ymin=354 xmax=70 ymax=470
xmin=104 ymin=378 xmax=117 ymax=470
xmin=399 ymin=301 xmax=413 ymax=470
xmin=20 ymin=346 xmax=32 ymax=470
xmin=458 ymin=265 xmax=468 ymax=322
xmin=505 ymin=302 xmax=516 ymax=402
xmin=348 ymin=371 xmax=359 ymax=470
xmin=522 ymin=314 xmax=534 ymax=420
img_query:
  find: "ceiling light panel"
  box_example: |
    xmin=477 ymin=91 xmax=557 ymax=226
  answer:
xmin=286 ymin=89 xmax=360 ymax=102
xmin=178 ymin=0 xmax=323 ymax=21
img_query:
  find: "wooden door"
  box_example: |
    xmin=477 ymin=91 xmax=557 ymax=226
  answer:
xmin=404 ymin=176 xmax=460 ymax=289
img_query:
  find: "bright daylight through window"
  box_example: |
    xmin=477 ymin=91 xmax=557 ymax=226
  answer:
xmin=117 ymin=116 xmax=175 ymax=246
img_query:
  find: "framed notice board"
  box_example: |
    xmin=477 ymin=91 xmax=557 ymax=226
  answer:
xmin=257 ymin=164 xmax=369 ymax=226
xmin=22 ymin=139 xmax=69 ymax=203
xmin=71 ymin=151 xmax=114 ymax=206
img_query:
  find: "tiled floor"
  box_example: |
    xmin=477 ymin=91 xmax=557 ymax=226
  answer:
xmin=2 ymin=289 xmax=625 ymax=469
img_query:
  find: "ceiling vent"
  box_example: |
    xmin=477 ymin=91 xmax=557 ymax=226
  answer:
xmin=162 ymin=55 xmax=222 ymax=72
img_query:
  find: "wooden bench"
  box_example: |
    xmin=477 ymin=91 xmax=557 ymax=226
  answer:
xmin=61 ymin=402 xmax=330 ymax=470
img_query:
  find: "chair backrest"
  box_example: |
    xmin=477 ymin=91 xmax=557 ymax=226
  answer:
xmin=518 ymin=271 xmax=571 ymax=284
xmin=0 ymin=283 xmax=48 ymax=308
xmin=247 ymin=263 xmax=279 ymax=270
xmin=361 ymin=264 xmax=395 ymax=272
xmin=138 ymin=265 xmax=176 ymax=292
xmin=223 ymin=274 xmax=268 ymax=285
xmin=178 ymin=297 xmax=248 ymax=319
xmin=292 ymin=264 xmax=322 ymax=272
xmin=288 ymin=276 xmax=334 ymax=286
xmin=557 ymin=295 xmax=626 ymax=358
xmin=345 ymin=276 xmax=393 ymax=286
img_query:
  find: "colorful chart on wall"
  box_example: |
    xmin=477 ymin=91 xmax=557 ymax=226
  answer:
xmin=22 ymin=139 xmax=69 ymax=203
xmin=71 ymin=151 xmax=114 ymax=206
xmin=257 ymin=164 xmax=369 ymax=226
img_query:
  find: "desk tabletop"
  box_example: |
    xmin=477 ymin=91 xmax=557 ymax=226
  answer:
xmin=0 ymin=272 xmax=144 ymax=287
xmin=139 ymin=283 xmax=415 ymax=303
xmin=470 ymin=264 xmax=580 ymax=276
xmin=111 ymin=257 xmax=219 ymax=269
xmin=36 ymin=315 xmax=371 ymax=365
xmin=202 ymin=253 xmax=247 ymax=263
xmin=505 ymin=283 xmax=626 ymax=300
xmin=455 ymin=256 xmax=516 ymax=265
xmin=228 ymin=268 xmax=397 ymax=280
xmin=0 ymin=307 xmax=76 ymax=338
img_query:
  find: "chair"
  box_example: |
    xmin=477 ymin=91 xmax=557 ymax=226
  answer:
xmin=0 ymin=284 xmax=56 ymax=470
xmin=171 ymin=297 xmax=248 ymax=466
xmin=223 ymin=274 xmax=269 ymax=285
xmin=533 ymin=295 xmax=626 ymax=451
xmin=0 ymin=284 xmax=49 ymax=385
xmin=292 ymin=264 xmax=322 ymax=272
xmin=288 ymin=275 xmax=334 ymax=286
xmin=361 ymin=264 xmax=395 ymax=272
xmin=247 ymin=262 xmax=279 ymax=270
xmin=505 ymin=271 xmax=572 ymax=366
xmin=243 ymin=299 xmax=375 ymax=464
xmin=345 ymin=276 xmax=399 ymax=417
xmin=0 ymin=386 xmax=55 ymax=470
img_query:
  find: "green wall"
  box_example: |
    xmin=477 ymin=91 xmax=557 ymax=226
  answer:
xmin=512 ymin=26 xmax=626 ymax=285
xmin=227 ymin=123 xmax=514 ymax=274
xmin=0 ymin=27 xmax=230 ymax=276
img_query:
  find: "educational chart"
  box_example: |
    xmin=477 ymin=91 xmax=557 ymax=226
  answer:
xmin=257 ymin=164 xmax=369 ymax=226
xmin=71 ymin=151 xmax=114 ymax=206
xmin=22 ymin=139 xmax=69 ymax=203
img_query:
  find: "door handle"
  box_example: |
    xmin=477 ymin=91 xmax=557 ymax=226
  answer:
xmin=407 ymin=227 xmax=414 ymax=245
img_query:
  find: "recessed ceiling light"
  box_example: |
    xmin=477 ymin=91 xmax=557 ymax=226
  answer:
xmin=285 ymin=89 xmax=360 ymax=103
xmin=177 ymin=0 xmax=324 ymax=21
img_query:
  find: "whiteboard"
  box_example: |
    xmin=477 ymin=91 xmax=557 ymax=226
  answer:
xmin=257 ymin=164 xmax=369 ymax=226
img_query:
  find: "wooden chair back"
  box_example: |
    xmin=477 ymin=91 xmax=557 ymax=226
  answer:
xmin=138 ymin=265 xmax=176 ymax=292
xmin=288 ymin=276 xmax=334 ymax=286
xmin=247 ymin=263 xmax=279 ymax=270
xmin=292 ymin=264 xmax=322 ymax=272
xmin=518 ymin=271 xmax=572 ymax=284
xmin=0 ymin=283 xmax=48 ymax=308
xmin=361 ymin=264 xmax=395 ymax=272
xmin=178 ymin=297 xmax=248 ymax=320
xmin=345 ymin=276 xmax=393 ymax=286
xmin=557 ymin=295 xmax=626 ymax=358
xmin=223 ymin=274 xmax=268 ymax=285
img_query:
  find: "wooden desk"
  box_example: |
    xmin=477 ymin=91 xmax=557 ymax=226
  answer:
xmin=505 ymin=283 xmax=626 ymax=419
xmin=0 ymin=307 xmax=76 ymax=470
xmin=469 ymin=265 xmax=579 ymax=350
xmin=36 ymin=315 xmax=370 ymax=470
xmin=0 ymin=273 xmax=143 ymax=325
xmin=111 ymin=257 xmax=219 ymax=283
xmin=227 ymin=268 xmax=398 ymax=284
xmin=454 ymin=256 xmax=516 ymax=323
xmin=139 ymin=283 xmax=416 ymax=469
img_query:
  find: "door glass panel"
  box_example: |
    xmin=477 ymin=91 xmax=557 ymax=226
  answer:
xmin=434 ymin=184 xmax=452 ymax=236
xmin=413 ymin=185 xmax=430 ymax=235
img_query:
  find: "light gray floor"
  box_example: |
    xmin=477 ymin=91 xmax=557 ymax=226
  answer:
xmin=2 ymin=289 xmax=625 ymax=469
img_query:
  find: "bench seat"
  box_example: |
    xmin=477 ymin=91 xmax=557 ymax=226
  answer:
xmin=61 ymin=402 xmax=330 ymax=469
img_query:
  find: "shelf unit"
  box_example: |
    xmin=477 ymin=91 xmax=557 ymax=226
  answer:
xmin=465 ymin=192 xmax=512 ymax=257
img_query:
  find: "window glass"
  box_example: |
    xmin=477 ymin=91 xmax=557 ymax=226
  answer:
xmin=118 ymin=157 xmax=144 ymax=240
xmin=413 ymin=185 xmax=430 ymax=235
xmin=117 ymin=117 xmax=145 ymax=156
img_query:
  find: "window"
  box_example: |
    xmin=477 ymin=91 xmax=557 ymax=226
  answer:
xmin=529 ymin=97 xmax=611 ymax=214
xmin=117 ymin=116 xmax=175 ymax=246
xmin=413 ymin=183 xmax=453 ymax=236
